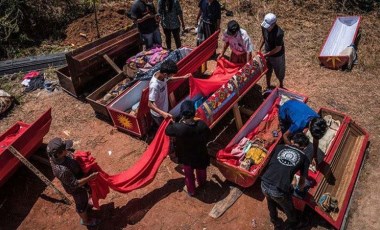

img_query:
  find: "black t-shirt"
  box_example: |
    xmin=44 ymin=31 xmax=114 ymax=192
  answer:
xmin=131 ymin=0 xmax=158 ymax=34
xmin=198 ymin=0 xmax=221 ymax=25
xmin=262 ymin=25 xmax=285 ymax=57
xmin=261 ymin=144 xmax=309 ymax=193
xmin=165 ymin=119 xmax=211 ymax=169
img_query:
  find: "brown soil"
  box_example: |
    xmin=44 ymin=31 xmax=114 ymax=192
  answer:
xmin=1 ymin=1 xmax=380 ymax=229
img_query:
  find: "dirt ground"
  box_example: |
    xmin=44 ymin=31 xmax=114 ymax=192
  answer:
xmin=1 ymin=1 xmax=380 ymax=229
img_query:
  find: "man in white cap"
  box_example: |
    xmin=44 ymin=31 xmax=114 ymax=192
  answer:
xmin=259 ymin=13 xmax=285 ymax=89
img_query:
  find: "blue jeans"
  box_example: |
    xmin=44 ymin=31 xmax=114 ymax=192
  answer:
xmin=261 ymin=180 xmax=298 ymax=225
xmin=141 ymin=28 xmax=162 ymax=49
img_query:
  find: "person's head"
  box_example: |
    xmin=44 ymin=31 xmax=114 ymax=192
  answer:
xmin=160 ymin=60 xmax=178 ymax=78
xmin=261 ymin=13 xmax=277 ymax=31
xmin=47 ymin=137 xmax=73 ymax=160
xmin=227 ymin=20 xmax=240 ymax=37
xmin=180 ymin=100 xmax=196 ymax=119
xmin=291 ymin=133 xmax=310 ymax=150
xmin=309 ymin=117 xmax=327 ymax=140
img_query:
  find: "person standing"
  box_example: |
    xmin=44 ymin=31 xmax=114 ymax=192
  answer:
xmin=130 ymin=0 xmax=162 ymax=49
xmin=158 ymin=0 xmax=185 ymax=50
xmin=148 ymin=60 xmax=189 ymax=126
xmin=279 ymin=99 xmax=327 ymax=167
xmin=261 ymin=133 xmax=310 ymax=229
xmin=196 ymin=0 xmax=221 ymax=45
xmin=165 ymin=100 xmax=212 ymax=196
xmin=47 ymin=137 xmax=99 ymax=227
xmin=218 ymin=20 xmax=254 ymax=64
xmin=259 ymin=13 xmax=286 ymax=88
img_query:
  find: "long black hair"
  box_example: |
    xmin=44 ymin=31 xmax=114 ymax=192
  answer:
xmin=160 ymin=0 xmax=174 ymax=13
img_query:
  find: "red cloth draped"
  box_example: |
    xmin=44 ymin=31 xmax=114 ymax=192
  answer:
xmin=217 ymin=98 xmax=281 ymax=168
xmin=189 ymin=57 xmax=244 ymax=98
xmin=74 ymin=119 xmax=171 ymax=209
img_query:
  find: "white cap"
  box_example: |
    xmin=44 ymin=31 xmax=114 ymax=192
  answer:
xmin=261 ymin=13 xmax=277 ymax=29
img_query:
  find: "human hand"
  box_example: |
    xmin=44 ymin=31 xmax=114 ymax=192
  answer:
xmin=217 ymin=53 xmax=224 ymax=60
xmin=89 ymin=172 xmax=99 ymax=180
xmin=163 ymin=112 xmax=173 ymax=120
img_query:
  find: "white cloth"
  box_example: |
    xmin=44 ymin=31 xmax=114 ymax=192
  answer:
xmin=149 ymin=72 xmax=169 ymax=117
xmin=222 ymin=29 xmax=254 ymax=55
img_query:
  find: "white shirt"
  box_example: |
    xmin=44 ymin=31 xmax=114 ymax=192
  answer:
xmin=149 ymin=72 xmax=169 ymax=117
xmin=222 ymin=28 xmax=254 ymax=55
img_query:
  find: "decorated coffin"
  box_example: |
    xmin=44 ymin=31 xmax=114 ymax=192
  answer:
xmin=215 ymin=88 xmax=308 ymax=188
xmin=107 ymin=31 xmax=220 ymax=137
xmin=292 ymin=108 xmax=369 ymax=230
xmin=195 ymin=53 xmax=267 ymax=128
xmin=319 ymin=16 xmax=361 ymax=70
xmin=0 ymin=109 xmax=52 ymax=187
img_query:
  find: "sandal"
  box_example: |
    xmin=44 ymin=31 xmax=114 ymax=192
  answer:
xmin=80 ymin=218 xmax=100 ymax=227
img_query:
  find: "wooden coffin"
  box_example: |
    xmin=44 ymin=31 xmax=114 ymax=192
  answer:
xmin=107 ymin=31 xmax=220 ymax=137
xmin=319 ymin=16 xmax=361 ymax=70
xmin=292 ymin=108 xmax=369 ymax=230
xmin=0 ymin=109 xmax=52 ymax=187
xmin=215 ymin=88 xmax=308 ymax=188
xmin=195 ymin=53 xmax=267 ymax=128
xmin=56 ymin=27 xmax=142 ymax=97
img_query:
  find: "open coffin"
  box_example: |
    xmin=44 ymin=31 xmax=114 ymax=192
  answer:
xmin=319 ymin=16 xmax=361 ymax=70
xmin=87 ymin=47 xmax=182 ymax=120
xmin=215 ymin=88 xmax=308 ymax=188
xmin=56 ymin=27 xmax=142 ymax=97
xmin=0 ymin=109 xmax=52 ymax=187
xmin=107 ymin=31 xmax=220 ymax=137
xmin=292 ymin=108 xmax=369 ymax=229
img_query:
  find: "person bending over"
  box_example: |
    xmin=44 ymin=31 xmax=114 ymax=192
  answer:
xmin=261 ymin=133 xmax=310 ymax=229
xmin=279 ymin=99 xmax=327 ymax=167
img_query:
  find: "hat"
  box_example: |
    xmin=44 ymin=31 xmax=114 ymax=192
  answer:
xmin=47 ymin=137 xmax=73 ymax=156
xmin=227 ymin=20 xmax=240 ymax=35
xmin=180 ymin=100 xmax=195 ymax=118
xmin=261 ymin=13 xmax=277 ymax=29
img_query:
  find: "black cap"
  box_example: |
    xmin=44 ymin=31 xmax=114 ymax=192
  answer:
xmin=47 ymin=137 xmax=73 ymax=157
xmin=180 ymin=100 xmax=195 ymax=118
xmin=227 ymin=20 xmax=240 ymax=35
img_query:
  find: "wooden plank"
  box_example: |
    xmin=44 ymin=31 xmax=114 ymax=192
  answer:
xmin=7 ymin=146 xmax=72 ymax=205
xmin=209 ymin=185 xmax=244 ymax=218
xmin=103 ymin=54 xmax=123 ymax=74
xmin=232 ymin=104 xmax=243 ymax=130
xmin=239 ymin=107 xmax=254 ymax=117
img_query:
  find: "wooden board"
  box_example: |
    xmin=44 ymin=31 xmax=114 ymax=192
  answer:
xmin=209 ymin=185 xmax=244 ymax=218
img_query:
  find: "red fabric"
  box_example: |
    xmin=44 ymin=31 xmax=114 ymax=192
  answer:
xmin=189 ymin=57 xmax=244 ymax=98
xmin=23 ymin=71 xmax=40 ymax=80
xmin=74 ymin=119 xmax=171 ymax=209
xmin=217 ymin=98 xmax=281 ymax=168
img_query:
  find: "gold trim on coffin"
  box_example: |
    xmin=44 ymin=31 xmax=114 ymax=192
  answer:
xmin=117 ymin=115 xmax=133 ymax=129
xmin=326 ymin=57 xmax=342 ymax=69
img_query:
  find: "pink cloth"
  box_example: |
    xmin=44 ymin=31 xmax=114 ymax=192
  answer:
xmin=23 ymin=71 xmax=40 ymax=80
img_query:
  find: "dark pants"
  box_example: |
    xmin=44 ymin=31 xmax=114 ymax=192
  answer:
xmin=261 ymin=181 xmax=298 ymax=226
xmin=197 ymin=20 xmax=217 ymax=46
xmin=151 ymin=114 xmax=164 ymax=127
xmin=72 ymin=187 xmax=89 ymax=213
xmin=163 ymin=27 xmax=181 ymax=50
